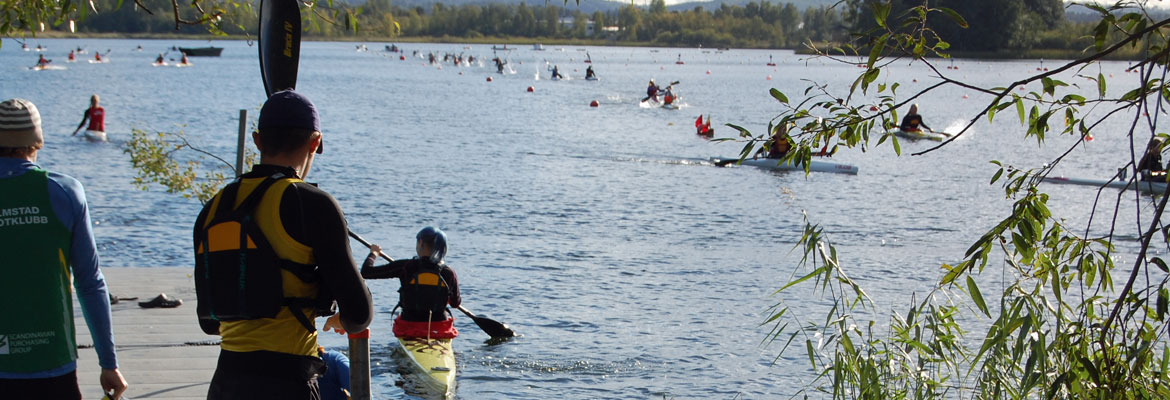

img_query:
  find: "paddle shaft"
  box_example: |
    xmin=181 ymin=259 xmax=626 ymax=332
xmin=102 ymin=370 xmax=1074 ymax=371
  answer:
xmin=347 ymin=230 xmax=394 ymax=263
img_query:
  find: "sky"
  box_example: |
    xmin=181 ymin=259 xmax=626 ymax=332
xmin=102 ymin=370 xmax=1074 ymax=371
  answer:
xmin=620 ymin=0 xmax=1170 ymax=9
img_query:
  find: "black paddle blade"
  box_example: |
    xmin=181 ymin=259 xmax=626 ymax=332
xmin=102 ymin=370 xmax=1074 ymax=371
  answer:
xmin=259 ymin=0 xmax=301 ymax=97
xmin=471 ymin=315 xmax=516 ymax=338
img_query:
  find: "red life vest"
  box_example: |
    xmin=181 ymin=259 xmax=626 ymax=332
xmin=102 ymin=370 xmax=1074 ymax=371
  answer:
xmin=87 ymin=107 xmax=105 ymax=132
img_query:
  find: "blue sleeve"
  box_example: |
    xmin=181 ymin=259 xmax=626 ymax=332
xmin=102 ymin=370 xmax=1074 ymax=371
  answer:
xmin=325 ymin=350 xmax=350 ymax=391
xmin=48 ymin=172 xmax=118 ymax=370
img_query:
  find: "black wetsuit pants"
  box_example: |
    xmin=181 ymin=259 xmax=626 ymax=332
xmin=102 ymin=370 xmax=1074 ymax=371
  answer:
xmin=207 ymin=349 xmax=326 ymax=400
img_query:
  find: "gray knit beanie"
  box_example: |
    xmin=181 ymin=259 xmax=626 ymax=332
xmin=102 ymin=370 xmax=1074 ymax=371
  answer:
xmin=0 ymin=99 xmax=43 ymax=147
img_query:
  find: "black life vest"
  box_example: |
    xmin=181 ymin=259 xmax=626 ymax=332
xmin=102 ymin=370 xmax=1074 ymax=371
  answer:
xmin=194 ymin=173 xmax=336 ymax=332
xmin=398 ymin=259 xmax=451 ymax=322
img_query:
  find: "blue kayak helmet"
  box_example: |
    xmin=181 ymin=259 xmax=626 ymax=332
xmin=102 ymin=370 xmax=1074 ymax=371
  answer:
xmin=417 ymin=226 xmax=447 ymax=264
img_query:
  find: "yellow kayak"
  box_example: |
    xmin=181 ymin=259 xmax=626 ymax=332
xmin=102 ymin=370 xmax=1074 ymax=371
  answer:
xmin=397 ymin=336 xmax=456 ymax=398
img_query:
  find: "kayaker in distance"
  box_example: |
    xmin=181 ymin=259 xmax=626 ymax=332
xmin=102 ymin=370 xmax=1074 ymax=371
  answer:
xmin=551 ymin=65 xmax=564 ymax=80
xmin=68 ymin=50 xmax=75 ymax=62
xmin=662 ymin=85 xmax=677 ymax=105
xmin=899 ymin=104 xmax=932 ymax=132
xmin=361 ymin=227 xmax=461 ymax=340
xmin=1138 ymin=137 xmax=1167 ymax=180
xmin=155 ymin=53 xmax=165 ymax=64
xmin=180 ymin=54 xmax=189 ymax=65
xmin=756 ymin=122 xmax=792 ymax=159
xmin=585 ymin=65 xmax=596 ymax=80
xmin=646 ymin=79 xmax=661 ymax=101
xmin=72 ymin=94 xmax=105 ymax=137
xmin=695 ymin=115 xmax=713 ymax=136
xmin=493 ymin=57 xmax=506 ymax=73
xmin=36 ymin=54 xmax=50 ymax=67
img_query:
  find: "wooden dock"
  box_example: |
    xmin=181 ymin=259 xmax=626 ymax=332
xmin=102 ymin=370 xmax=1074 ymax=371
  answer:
xmin=74 ymin=267 xmax=217 ymax=399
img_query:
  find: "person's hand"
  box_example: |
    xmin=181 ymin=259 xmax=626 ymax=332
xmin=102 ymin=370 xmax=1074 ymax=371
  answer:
xmin=323 ymin=313 xmax=346 ymax=335
xmin=100 ymin=368 xmax=128 ymax=399
xmin=368 ymin=244 xmax=383 ymax=259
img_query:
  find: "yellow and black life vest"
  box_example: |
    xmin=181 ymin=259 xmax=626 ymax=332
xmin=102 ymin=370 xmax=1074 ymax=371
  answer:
xmin=194 ymin=172 xmax=334 ymax=333
xmin=398 ymin=260 xmax=451 ymax=322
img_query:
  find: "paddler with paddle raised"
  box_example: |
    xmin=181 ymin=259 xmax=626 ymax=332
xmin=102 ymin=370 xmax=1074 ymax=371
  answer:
xmin=646 ymin=79 xmax=662 ymax=102
xmin=360 ymin=227 xmax=461 ymax=340
xmin=193 ymin=90 xmax=373 ymax=400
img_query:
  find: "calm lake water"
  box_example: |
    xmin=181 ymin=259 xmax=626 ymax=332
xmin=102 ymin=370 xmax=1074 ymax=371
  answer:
xmin=2 ymin=38 xmax=1165 ymax=398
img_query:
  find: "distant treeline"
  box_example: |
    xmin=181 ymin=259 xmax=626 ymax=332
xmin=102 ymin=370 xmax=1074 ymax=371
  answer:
xmin=63 ymin=0 xmax=1143 ymax=55
xmin=68 ymin=0 xmax=840 ymax=48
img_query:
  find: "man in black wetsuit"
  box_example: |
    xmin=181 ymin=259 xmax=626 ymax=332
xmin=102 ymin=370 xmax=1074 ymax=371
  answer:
xmin=194 ymin=90 xmax=372 ymax=400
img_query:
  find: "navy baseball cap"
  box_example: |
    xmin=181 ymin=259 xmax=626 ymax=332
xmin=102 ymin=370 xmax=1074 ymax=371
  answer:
xmin=258 ymin=90 xmax=322 ymax=153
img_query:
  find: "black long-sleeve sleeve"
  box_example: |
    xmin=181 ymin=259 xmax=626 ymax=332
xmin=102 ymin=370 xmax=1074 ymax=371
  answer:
xmin=281 ymin=180 xmax=373 ymax=334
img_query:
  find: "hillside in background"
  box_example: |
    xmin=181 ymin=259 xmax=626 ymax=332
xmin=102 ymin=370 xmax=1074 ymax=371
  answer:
xmin=382 ymin=0 xmax=842 ymax=14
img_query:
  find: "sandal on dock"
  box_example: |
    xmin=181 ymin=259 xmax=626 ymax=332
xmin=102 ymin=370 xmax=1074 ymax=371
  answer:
xmin=138 ymin=293 xmax=183 ymax=308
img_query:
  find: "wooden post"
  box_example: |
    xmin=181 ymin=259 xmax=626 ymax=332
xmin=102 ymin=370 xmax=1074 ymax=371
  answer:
xmin=236 ymin=110 xmax=247 ymax=177
xmin=348 ymin=329 xmax=371 ymax=400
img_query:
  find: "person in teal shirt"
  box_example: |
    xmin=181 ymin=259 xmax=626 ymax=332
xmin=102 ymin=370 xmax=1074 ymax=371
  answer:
xmin=0 ymin=98 xmax=128 ymax=399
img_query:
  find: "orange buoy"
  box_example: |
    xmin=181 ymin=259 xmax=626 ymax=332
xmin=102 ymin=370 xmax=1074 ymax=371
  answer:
xmin=962 ymin=94 xmax=968 ymax=99
xmin=766 ymin=75 xmax=772 ymax=80
xmin=486 ymin=77 xmax=493 ymax=82
xmin=399 ymin=55 xmax=405 ymax=60
xmin=590 ymin=100 xmax=599 ymax=107
xmin=706 ymin=70 xmax=711 ymax=75
xmin=527 ymin=86 xmax=534 ymax=92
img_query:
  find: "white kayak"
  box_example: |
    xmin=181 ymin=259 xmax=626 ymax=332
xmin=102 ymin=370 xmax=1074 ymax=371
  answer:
xmin=887 ymin=129 xmax=947 ymax=142
xmin=397 ymin=337 xmax=456 ymax=398
xmin=29 ymin=64 xmax=66 ymax=71
xmin=82 ymin=130 xmax=107 ymax=142
xmin=710 ymin=157 xmax=859 ymax=175
xmin=1042 ymin=175 xmax=1167 ymax=194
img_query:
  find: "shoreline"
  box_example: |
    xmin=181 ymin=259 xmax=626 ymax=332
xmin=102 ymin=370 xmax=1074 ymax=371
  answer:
xmin=9 ymin=32 xmax=1145 ymax=60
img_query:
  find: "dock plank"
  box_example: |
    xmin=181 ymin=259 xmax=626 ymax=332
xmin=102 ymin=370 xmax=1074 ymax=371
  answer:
xmin=72 ymin=267 xmax=216 ymax=399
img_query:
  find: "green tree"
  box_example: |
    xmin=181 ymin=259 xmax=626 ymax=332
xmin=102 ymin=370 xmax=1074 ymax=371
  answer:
xmin=617 ymin=4 xmax=642 ymax=42
xmin=591 ymin=10 xmax=606 ymax=38
xmin=744 ymin=1 xmax=1170 ymax=398
xmin=649 ymin=0 xmax=667 ymax=16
